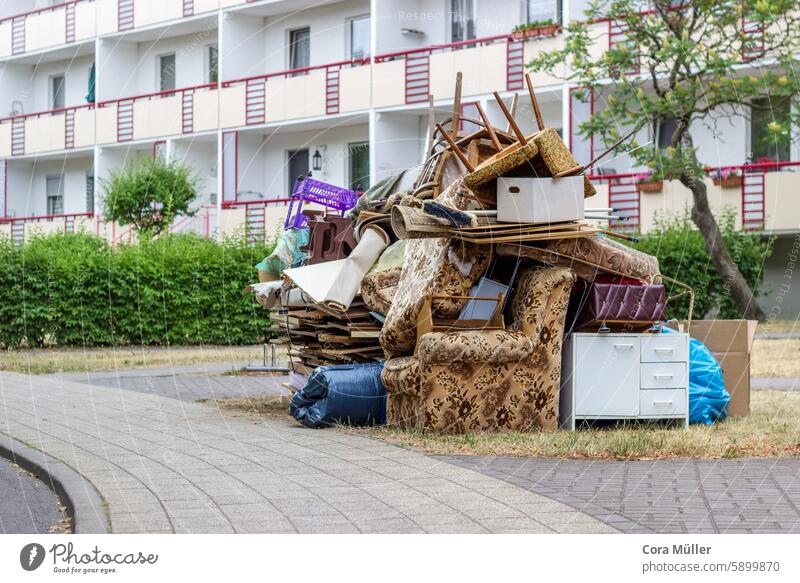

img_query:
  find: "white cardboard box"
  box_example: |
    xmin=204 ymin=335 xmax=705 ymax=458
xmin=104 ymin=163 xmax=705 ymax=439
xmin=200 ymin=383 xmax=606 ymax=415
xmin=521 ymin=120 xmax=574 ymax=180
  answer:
xmin=497 ymin=176 xmax=584 ymax=224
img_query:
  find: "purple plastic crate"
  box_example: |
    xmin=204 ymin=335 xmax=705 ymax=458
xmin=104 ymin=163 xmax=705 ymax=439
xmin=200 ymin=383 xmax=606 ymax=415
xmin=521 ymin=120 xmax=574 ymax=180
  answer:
xmin=284 ymin=176 xmax=359 ymax=229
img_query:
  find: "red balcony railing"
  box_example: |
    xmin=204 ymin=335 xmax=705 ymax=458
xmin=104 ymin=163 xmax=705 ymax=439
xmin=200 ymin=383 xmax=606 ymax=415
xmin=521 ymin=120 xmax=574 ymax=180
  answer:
xmin=0 ymin=103 xmax=95 ymax=156
xmin=589 ymin=161 xmax=799 ymax=233
xmin=221 ymin=57 xmax=370 ymax=125
xmin=97 ymin=82 xmax=218 ymax=142
xmin=0 ymin=0 xmax=95 ymax=56
xmin=0 ymin=212 xmax=95 ymax=242
xmin=374 ymin=34 xmax=527 ymax=103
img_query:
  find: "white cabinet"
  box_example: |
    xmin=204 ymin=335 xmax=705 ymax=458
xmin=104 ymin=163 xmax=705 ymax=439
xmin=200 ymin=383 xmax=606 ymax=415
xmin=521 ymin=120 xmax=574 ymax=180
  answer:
xmin=560 ymin=332 xmax=689 ymax=429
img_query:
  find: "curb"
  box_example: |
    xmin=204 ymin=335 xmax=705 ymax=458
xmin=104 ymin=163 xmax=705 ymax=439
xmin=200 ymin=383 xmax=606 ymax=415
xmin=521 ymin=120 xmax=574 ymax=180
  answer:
xmin=0 ymin=435 xmax=110 ymax=534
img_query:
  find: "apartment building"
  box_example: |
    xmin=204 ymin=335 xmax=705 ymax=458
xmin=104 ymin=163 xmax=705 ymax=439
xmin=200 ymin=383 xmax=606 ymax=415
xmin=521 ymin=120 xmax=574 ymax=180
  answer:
xmin=0 ymin=0 xmax=797 ymax=313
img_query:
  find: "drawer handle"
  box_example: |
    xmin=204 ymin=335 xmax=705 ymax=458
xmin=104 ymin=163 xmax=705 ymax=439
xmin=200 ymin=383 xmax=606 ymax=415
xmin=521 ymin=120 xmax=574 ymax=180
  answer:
xmin=613 ymin=343 xmax=635 ymax=349
xmin=652 ymin=400 xmax=673 ymax=405
xmin=653 ymin=373 xmax=674 ymax=379
xmin=653 ymin=347 xmax=674 ymax=353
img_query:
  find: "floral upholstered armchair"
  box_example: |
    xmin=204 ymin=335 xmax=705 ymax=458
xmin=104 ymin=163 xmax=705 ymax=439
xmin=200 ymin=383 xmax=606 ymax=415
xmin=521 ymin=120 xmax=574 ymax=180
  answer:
xmin=381 ymin=265 xmax=576 ymax=433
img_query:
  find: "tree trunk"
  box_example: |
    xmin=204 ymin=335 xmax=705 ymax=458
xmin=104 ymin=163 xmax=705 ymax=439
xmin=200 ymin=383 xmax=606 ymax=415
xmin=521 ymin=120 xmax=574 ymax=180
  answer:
xmin=681 ymin=175 xmax=766 ymax=320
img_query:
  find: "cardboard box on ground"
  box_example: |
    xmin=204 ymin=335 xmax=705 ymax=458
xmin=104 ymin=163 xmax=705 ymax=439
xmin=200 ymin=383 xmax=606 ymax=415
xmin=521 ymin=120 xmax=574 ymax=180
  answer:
xmin=685 ymin=320 xmax=757 ymax=417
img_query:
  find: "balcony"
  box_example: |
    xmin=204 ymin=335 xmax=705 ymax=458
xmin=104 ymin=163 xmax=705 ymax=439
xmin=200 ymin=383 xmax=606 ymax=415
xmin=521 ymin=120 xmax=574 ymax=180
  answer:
xmin=590 ymin=161 xmax=800 ymax=235
xmin=96 ymin=83 xmax=218 ymax=143
xmin=96 ymin=0 xmax=220 ymax=36
xmin=0 ymin=104 xmax=95 ymax=157
xmin=0 ymin=0 xmax=96 ymax=58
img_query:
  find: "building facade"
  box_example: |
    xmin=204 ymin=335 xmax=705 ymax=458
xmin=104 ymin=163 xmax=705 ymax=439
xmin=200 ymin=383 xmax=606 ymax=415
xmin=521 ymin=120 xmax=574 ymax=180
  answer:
xmin=0 ymin=0 xmax=797 ymax=314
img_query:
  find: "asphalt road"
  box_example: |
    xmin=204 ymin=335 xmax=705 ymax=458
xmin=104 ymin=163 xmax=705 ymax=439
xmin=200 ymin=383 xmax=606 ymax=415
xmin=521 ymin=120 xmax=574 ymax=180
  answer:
xmin=0 ymin=455 xmax=67 ymax=534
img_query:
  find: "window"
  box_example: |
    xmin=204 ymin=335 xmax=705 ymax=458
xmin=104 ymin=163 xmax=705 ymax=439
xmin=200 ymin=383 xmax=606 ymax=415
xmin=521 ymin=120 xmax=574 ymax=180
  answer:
xmin=159 ymin=54 xmax=176 ymax=92
xmin=348 ymin=142 xmax=370 ymax=191
xmin=85 ymin=173 xmax=94 ymax=214
xmin=287 ymin=149 xmax=309 ymax=193
xmin=460 ymin=102 xmax=481 ymax=134
xmin=208 ymin=45 xmax=219 ymax=84
xmin=526 ymin=0 xmax=562 ymax=24
xmin=51 ymin=74 xmax=65 ymax=110
xmin=348 ymin=16 xmax=370 ymax=60
xmin=657 ymin=117 xmax=678 ymax=151
xmin=751 ymin=97 xmax=791 ymax=163
xmin=46 ymin=175 xmax=64 ymax=215
xmin=289 ymin=27 xmax=310 ymax=71
xmin=450 ymin=0 xmax=476 ymax=43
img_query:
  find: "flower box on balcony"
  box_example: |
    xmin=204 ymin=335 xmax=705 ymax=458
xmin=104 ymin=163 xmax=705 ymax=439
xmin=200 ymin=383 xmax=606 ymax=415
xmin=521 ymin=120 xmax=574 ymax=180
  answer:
xmin=636 ymin=180 xmax=663 ymax=193
xmin=511 ymin=22 xmax=562 ymax=41
xmin=713 ymin=175 xmax=743 ymax=188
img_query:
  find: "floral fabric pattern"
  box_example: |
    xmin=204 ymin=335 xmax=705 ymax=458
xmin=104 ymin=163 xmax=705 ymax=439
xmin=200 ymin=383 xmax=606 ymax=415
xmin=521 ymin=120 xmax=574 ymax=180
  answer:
xmin=381 ymin=266 xmax=576 ymax=433
xmin=361 ymin=268 xmax=401 ymax=314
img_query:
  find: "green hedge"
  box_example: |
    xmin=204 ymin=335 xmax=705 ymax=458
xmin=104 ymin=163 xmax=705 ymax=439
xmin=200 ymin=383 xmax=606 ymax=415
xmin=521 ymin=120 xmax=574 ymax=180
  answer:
xmin=629 ymin=212 xmax=773 ymax=320
xmin=0 ymin=233 xmax=274 ymax=348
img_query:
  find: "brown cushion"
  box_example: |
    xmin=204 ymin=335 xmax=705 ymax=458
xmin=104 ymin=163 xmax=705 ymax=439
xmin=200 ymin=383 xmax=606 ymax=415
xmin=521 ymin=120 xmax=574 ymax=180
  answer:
xmin=419 ymin=330 xmax=533 ymax=365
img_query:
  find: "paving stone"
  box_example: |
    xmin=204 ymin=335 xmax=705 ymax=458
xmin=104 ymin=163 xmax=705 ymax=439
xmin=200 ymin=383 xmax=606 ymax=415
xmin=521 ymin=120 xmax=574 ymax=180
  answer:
xmin=1 ymin=371 xmax=611 ymax=534
xmin=440 ymin=455 xmax=800 ymax=534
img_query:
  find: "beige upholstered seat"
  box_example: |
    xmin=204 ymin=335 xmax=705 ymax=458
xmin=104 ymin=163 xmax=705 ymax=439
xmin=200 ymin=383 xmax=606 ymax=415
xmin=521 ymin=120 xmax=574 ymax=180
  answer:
xmin=381 ymin=266 xmax=576 ymax=433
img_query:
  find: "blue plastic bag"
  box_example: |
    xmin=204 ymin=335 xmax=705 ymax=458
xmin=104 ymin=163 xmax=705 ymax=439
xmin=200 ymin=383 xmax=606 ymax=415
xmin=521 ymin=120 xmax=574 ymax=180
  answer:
xmin=290 ymin=363 xmax=387 ymax=428
xmin=663 ymin=327 xmax=729 ymax=424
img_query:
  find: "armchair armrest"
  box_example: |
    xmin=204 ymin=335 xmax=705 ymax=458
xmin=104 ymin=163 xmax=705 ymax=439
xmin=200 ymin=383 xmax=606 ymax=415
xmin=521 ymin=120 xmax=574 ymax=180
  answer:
xmin=419 ymin=329 xmax=533 ymax=365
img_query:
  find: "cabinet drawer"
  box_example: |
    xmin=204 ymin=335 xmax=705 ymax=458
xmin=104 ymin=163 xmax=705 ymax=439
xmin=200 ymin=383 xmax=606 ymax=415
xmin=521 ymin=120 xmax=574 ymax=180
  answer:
xmin=641 ymin=334 xmax=687 ymax=362
xmin=640 ymin=389 xmax=687 ymax=416
xmin=641 ymin=362 xmax=687 ymax=389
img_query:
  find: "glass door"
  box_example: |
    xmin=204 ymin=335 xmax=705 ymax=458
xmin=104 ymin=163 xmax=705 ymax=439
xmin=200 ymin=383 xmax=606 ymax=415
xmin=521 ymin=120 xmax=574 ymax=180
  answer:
xmin=348 ymin=142 xmax=370 ymax=191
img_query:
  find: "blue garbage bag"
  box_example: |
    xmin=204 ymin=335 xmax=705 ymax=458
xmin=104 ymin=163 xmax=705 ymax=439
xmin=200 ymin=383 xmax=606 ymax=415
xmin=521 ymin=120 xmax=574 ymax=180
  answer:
xmin=290 ymin=363 xmax=387 ymax=428
xmin=663 ymin=327 xmax=729 ymax=424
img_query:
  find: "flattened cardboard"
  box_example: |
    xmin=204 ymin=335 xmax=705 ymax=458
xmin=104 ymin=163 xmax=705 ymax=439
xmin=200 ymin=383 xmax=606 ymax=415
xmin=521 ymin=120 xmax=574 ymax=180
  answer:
xmin=688 ymin=319 xmax=757 ymax=353
xmin=713 ymin=351 xmax=750 ymax=418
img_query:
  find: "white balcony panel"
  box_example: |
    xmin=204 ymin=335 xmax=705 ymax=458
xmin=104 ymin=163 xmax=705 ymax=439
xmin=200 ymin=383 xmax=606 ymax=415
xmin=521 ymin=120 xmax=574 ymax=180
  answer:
xmin=219 ymin=207 xmax=245 ymax=238
xmin=75 ymin=1 xmax=97 ymax=41
xmin=0 ymin=123 xmax=11 ymax=157
xmin=339 ymin=66 xmax=371 ymax=113
xmin=0 ymin=21 xmax=11 ymax=58
xmin=372 ymin=60 xmax=405 ymax=109
xmin=96 ymin=0 xmax=118 ymax=36
xmin=764 ymin=171 xmax=800 ymax=232
xmin=0 ymin=224 xmax=11 ymax=239
xmin=193 ymin=89 xmax=219 ymax=133
xmin=219 ymin=85 xmax=246 ymax=128
xmin=133 ymin=95 xmax=182 ymax=140
xmin=219 ymin=0 xmax=244 ymax=8
xmin=26 ymin=219 xmax=66 ymax=240
xmin=265 ymin=72 xmax=326 ymax=122
xmin=524 ymin=35 xmax=566 ymax=89
xmin=584 ymin=22 xmax=610 ymax=71
xmin=194 ymin=0 xmax=219 ymax=14
xmin=74 ymin=108 xmax=96 ymax=148
xmin=134 ymin=0 xmax=183 ymax=29
xmin=429 ymin=43 xmax=506 ymax=100
xmin=96 ymin=105 xmax=118 ymax=143
xmin=25 ymin=115 xmax=66 ymax=154
xmin=27 ymin=10 xmax=67 ymax=52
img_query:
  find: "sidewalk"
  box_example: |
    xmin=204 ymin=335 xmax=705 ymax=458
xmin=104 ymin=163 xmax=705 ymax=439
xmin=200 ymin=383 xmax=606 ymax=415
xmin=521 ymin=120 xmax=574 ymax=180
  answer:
xmin=0 ymin=371 xmax=612 ymax=534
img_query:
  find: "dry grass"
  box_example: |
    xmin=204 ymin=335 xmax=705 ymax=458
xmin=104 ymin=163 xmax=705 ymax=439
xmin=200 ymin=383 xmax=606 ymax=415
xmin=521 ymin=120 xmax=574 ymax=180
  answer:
xmin=751 ymin=338 xmax=800 ymax=377
xmin=0 ymin=345 xmax=264 ymax=375
xmin=212 ymin=391 xmax=800 ymax=460
xmin=756 ymin=319 xmax=799 ymax=335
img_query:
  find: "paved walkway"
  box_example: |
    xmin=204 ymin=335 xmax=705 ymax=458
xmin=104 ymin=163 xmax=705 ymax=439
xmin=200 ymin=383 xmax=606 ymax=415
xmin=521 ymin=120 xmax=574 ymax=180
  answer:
xmin=51 ymin=365 xmax=289 ymax=402
xmin=0 ymin=455 xmax=66 ymax=534
xmin=442 ymin=456 xmax=800 ymax=533
xmin=752 ymin=377 xmax=799 ymax=391
xmin=0 ymin=371 xmax=612 ymax=534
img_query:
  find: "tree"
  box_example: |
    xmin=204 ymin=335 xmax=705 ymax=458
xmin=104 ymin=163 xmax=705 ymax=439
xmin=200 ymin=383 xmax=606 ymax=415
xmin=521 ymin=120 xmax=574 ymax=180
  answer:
xmin=529 ymin=0 xmax=800 ymax=319
xmin=102 ymin=156 xmax=199 ymax=237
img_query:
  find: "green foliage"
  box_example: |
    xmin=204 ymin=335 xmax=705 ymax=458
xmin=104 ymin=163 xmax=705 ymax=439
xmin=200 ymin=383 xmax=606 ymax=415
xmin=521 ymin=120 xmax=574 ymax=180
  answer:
xmin=629 ymin=211 xmax=773 ymax=319
xmin=102 ymin=156 xmax=199 ymax=237
xmin=528 ymin=0 xmax=800 ymax=178
xmin=512 ymin=19 xmax=556 ymax=32
xmin=0 ymin=232 xmax=275 ymax=348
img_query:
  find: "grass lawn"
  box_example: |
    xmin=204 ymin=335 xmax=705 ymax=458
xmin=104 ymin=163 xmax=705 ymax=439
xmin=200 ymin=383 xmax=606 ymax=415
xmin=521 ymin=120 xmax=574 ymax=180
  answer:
xmin=0 ymin=345 xmax=264 ymax=375
xmin=210 ymin=390 xmax=800 ymax=461
xmin=756 ymin=318 xmax=799 ymax=335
